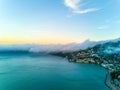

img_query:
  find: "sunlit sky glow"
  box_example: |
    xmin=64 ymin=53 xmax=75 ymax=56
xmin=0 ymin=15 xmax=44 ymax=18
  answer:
xmin=0 ymin=0 xmax=120 ymax=44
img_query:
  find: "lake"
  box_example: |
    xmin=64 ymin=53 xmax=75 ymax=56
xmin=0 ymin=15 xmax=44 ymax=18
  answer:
xmin=0 ymin=53 xmax=110 ymax=90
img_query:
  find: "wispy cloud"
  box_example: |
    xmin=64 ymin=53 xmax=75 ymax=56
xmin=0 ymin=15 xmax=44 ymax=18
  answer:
xmin=116 ymin=20 xmax=120 ymax=24
xmin=97 ymin=17 xmax=120 ymax=30
xmin=64 ymin=0 xmax=99 ymax=14
xmin=0 ymin=40 xmax=104 ymax=53
xmin=97 ymin=25 xmax=109 ymax=30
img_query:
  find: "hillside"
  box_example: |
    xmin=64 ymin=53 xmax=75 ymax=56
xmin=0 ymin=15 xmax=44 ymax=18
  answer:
xmin=52 ymin=40 xmax=120 ymax=89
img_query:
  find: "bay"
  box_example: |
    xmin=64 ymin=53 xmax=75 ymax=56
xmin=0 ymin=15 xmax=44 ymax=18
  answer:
xmin=0 ymin=53 xmax=109 ymax=90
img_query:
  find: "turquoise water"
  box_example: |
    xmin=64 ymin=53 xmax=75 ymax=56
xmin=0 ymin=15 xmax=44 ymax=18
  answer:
xmin=0 ymin=53 xmax=109 ymax=90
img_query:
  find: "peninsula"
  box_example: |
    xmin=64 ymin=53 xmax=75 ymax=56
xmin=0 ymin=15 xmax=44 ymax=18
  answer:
xmin=52 ymin=41 xmax=120 ymax=90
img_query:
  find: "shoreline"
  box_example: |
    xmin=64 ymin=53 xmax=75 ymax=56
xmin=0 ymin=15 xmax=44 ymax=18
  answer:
xmin=57 ymin=55 xmax=119 ymax=90
xmin=68 ymin=59 xmax=118 ymax=90
xmin=105 ymin=70 xmax=118 ymax=90
xmin=70 ymin=60 xmax=118 ymax=90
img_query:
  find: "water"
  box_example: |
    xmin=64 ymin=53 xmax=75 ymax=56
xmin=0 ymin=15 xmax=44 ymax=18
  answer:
xmin=0 ymin=53 xmax=109 ymax=90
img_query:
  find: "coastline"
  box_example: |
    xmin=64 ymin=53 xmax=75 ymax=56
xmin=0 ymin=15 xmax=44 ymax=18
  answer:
xmin=105 ymin=70 xmax=118 ymax=90
xmin=67 ymin=58 xmax=119 ymax=90
xmin=70 ymin=59 xmax=118 ymax=90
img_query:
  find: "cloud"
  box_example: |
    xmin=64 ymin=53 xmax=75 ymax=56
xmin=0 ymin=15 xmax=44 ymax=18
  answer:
xmin=104 ymin=46 xmax=120 ymax=54
xmin=64 ymin=0 xmax=80 ymax=10
xmin=97 ymin=25 xmax=109 ymax=30
xmin=0 ymin=40 xmax=103 ymax=53
xmin=64 ymin=0 xmax=99 ymax=14
xmin=74 ymin=8 xmax=98 ymax=14
xmin=97 ymin=17 xmax=120 ymax=30
xmin=116 ymin=20 xmax=120 ymax=24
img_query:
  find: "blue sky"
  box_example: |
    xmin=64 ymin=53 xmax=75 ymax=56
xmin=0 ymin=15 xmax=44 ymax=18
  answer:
xmin=0 ymin=0 xmax=120 ymax=44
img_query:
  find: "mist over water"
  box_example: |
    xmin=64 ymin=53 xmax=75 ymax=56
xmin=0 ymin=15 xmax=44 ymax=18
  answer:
xmin=0 ymin=38 xmax=119 ymax=53
xmin=0 ymin=53 xmax=109 ymax=90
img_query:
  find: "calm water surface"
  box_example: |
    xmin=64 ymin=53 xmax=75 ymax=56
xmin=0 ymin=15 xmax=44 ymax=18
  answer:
xmin=0 ymin=53 xmax=109 ymax=90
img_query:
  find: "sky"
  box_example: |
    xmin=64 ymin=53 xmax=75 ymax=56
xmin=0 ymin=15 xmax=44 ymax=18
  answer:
xmin=0 ymin=0 xmax=120 ymax=44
